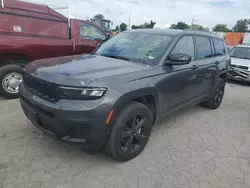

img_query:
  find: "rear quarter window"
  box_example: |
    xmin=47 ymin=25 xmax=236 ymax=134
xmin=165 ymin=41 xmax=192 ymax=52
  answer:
xmin=195 ymin=36 xmax=213 ymax=59
xmin=213 ymin=38 xmax=226 ymax=56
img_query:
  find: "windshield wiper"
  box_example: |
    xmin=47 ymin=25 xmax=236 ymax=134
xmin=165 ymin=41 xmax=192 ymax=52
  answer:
xmin=101 ymin=55 xmax=131 ymax=61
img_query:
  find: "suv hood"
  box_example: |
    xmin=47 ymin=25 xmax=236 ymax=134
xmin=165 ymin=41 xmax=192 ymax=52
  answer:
xmin=231 ymin=57 xmax=250 ymax=68
xmin=24 ymin=54 xmax=154 ymax=86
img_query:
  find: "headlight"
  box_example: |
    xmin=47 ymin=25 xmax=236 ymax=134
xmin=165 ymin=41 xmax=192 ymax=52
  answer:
xmin=59 ymin=86 xmax=107 ymax=100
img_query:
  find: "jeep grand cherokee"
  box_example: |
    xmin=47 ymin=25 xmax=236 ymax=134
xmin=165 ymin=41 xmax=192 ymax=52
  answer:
xmin=19 ymin=29 xmax=230 ymax=161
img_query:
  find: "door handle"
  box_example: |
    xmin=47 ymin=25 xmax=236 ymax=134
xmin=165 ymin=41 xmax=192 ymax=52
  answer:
xmin=191 ymin=65 xmax=198 ymax=70
xmin=215 ymin=61 xmax=220 ymax=65
xmin=81 ymin=44 xmax=90 ymax=47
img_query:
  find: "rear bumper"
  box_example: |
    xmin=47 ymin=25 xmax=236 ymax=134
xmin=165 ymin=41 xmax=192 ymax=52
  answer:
xmin=228 ymin=68 xmax=250 ymax=83
xmin=19 ymin=84 xmax=115 ymax=149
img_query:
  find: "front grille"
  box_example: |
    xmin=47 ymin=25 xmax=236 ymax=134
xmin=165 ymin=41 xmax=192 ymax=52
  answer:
xmin=20 ymin=95 xmax=55 ymax=118
xmin=231 ymin=64 xmax=249 ymax=70
xmin=229 ymin=70 xmax=249 ymax=79
xmin=23 ymin=72 xmax=60 ymax=102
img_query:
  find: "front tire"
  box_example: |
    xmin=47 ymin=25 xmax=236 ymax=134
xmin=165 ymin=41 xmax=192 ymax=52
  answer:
xmin=105 ymin=102 xmax=153 ymax=161
xmin=0 ymin=65 xmax=23 ymax=99
xmin=203 ymin=78 xmax=226 ymax=109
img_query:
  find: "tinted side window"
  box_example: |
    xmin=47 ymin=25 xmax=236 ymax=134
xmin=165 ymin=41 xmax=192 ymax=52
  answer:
xmin=195 ymin=37 xmax=213 ymax=59
xmin=80 ymin=23 xmax=106 ymax=40
xmin=171 ymin=36 xmax=194 ymax=60
xmin=213 ymin=39 xmax=226 ymax=56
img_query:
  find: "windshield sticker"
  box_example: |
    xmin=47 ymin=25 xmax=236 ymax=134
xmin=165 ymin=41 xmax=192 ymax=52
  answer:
xmin=142 ymin=37 xmax=163 ymax=63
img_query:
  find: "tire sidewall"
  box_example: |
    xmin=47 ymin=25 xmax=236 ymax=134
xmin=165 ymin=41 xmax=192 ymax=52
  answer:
xmin=108 ymin=102 xmax=153 ymax=161
xmin=210 ymin=78 xmax=226 ymax=109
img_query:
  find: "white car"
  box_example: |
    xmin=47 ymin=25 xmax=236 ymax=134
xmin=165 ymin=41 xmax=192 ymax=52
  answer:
xmin=228 ymin=45 xmax=250 ymax=83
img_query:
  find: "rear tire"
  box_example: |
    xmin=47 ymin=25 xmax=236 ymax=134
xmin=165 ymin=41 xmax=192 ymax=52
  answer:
xmin=202 ymin=78 xmax=226 ymax=109
xmin=105 ymin=102 xmax=153 ymax=161
xmin=0 ymin=65 xmax=23 ymax=99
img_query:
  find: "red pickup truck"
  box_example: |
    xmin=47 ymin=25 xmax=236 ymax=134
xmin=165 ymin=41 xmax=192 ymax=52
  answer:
xmin=0 ymin=0 xmax=108 ymax=98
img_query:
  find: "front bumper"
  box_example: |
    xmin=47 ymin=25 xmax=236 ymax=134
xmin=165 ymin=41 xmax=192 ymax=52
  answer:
xmin=228 ymin=67 xmax=250 ymax=83
xmin=19 ymin=84 xmax=114 ymax=149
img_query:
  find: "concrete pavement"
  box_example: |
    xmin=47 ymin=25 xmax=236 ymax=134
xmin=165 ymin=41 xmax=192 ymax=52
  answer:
xmin=0 ymin=83 xmax=250 ymax=188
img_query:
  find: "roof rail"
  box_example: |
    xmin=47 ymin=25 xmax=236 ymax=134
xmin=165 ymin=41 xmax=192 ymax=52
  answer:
xmin=183 ymin=29 xmax=218 ymax=35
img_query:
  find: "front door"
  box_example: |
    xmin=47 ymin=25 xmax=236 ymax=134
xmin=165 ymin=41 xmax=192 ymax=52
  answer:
xmin=161 ymin=35 xmax=198 ymax=113
xmin=75 ymin=22 xmax=107 ymax=54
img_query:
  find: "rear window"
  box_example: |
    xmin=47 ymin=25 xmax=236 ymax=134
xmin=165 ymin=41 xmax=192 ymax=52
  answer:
xmin=195 ymin=36 xmax=213 ymax=59
xmin=80 ymin=23 xmax=106 ymax=41
xmin=213 ymin=39 xmax=226 ymax=56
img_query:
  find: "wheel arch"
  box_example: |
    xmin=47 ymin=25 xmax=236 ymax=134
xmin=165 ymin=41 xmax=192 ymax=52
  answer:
xmin=110 ymin=87 xmax=160 ymax=126
xmin=0 ymin=53 xmax=30 ymax=68
xmin=219 ymin=71 xmax=227 ymax=82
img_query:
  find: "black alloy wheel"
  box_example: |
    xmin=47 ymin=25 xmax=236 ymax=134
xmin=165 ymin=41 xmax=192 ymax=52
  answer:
xmin=203 ymin=78 xmax=225 ymax=109
xmin=120 ymin=114 xmax=148 ymax=154
xmin=105 ymin=102 xmax=153 ymax=161
xmin=213 ymin=80 xmax=225 ymax=107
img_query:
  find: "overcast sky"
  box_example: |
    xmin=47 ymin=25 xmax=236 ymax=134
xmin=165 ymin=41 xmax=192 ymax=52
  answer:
xmin=31 ymin=0 xmax=250 ymax=29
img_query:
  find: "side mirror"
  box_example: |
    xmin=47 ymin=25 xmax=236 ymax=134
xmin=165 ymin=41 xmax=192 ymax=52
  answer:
xmin=106 ymin=33 xmax=110 ymax=40
xmin=92 ymin=43 xmax=102 ymax=54
xmin=94 ymin=38 xmax=105 ymax=42
xmin=96 ymin=43 xmax=102 ymax=49
xmin=168 ymin=53 xmax=192 ymax=64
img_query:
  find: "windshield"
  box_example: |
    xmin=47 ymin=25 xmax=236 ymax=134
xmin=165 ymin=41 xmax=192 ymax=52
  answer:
xmin=95 ymin=32 xmax=173 ymax=65
xmin=230 ymin=47 xmax=250 ymax=59
xmin=102 ymin=21 xmax=110 ymax=30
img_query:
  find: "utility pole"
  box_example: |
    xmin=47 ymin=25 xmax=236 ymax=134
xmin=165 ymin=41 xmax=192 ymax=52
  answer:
xmin=191 ymin=16 xmax=197 ymax=29
xmin=128 ymin=13 xmax=131 ymax=29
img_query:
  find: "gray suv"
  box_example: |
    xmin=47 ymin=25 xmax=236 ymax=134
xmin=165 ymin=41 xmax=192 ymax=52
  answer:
xmin=19 ymin=29 xmax=231 ymax=161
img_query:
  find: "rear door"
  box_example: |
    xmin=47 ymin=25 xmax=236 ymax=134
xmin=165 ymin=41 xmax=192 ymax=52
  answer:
xmin=75 ymin=22 xmax=107 ymax=54
xmin=212 ymin=38 xmax=229 ymax=81
xmin=192 ymin=36 xmax=217 ymax=97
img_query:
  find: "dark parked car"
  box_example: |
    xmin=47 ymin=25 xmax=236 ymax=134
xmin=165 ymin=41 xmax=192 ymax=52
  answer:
xmin=19 ymin=29 xmax=231 ymax=161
